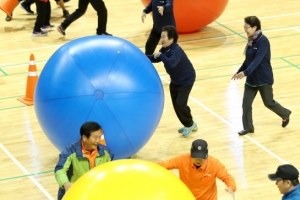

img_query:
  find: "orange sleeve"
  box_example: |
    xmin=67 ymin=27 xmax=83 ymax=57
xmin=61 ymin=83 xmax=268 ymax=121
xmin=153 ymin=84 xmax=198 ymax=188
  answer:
xmin=156 ymin=155 xmax=183 ymax=170
xmin=216 ymin=161 xmax=237 ymax=192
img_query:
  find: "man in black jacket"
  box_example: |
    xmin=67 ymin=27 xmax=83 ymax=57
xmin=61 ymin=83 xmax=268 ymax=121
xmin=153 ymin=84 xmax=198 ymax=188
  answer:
xmin=142 ymin=0 xmax=176 ymax=54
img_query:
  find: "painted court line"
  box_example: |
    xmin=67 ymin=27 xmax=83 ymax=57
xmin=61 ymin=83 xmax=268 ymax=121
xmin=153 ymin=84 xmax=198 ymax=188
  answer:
xmin=0 ymin=26 xmax=297 ymax=60
xmin=159 ymin=76 xmax=288 ymax=164
xmin=220 ymin=12 xmax=300 ymax=25
xmin=1 ymin=26 xmax=298 ymax=70
xmin=0 ymin=45 xmax=61 ymax=56
xmin=264 ymin=26 xmax=300 ymax=32
xmin=1 ymin=61 xmax=47 ymax=69
xmin=0 ymin=143 xmax=55 ymax=200
xmin=1 ymin=11 xmax=299 ymax=56
xmin=294 ymin=27 xmax=300 ymax=33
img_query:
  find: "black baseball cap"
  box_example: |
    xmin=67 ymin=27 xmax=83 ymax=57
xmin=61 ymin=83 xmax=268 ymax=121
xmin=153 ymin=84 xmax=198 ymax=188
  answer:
xmin=268 ymin=164 xmax=299 ymax=181
xmin=191 ymin=139 xmax=208 ymax=159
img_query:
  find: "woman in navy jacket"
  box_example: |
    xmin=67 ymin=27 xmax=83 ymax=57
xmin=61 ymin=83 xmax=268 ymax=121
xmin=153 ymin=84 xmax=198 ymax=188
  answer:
xmin=147 ymin=25 xmax=197 ymax=137
xmin=232 ymin=16 xmax=291 ymax=135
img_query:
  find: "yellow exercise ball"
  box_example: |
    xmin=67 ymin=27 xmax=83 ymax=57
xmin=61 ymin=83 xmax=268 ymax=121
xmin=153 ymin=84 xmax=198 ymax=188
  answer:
xmin=63 ymin=159 xmax=195 ymax=200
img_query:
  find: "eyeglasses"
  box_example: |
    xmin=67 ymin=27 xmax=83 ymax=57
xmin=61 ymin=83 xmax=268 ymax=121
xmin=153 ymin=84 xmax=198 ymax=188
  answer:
xmin=243 ymin=26 xmax=252 ymax=30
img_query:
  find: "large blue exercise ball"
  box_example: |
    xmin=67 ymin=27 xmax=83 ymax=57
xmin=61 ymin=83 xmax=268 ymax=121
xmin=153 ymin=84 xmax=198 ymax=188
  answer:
xmin=34 ymin=36 xmax=164 ymax=159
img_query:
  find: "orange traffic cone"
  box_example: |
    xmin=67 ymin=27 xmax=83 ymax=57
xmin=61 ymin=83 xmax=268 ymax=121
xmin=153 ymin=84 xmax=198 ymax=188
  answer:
xmin=17 ymin=54 xmax=38 ymax=106
xmin=0 ymin=0 xmax=18 ymax=18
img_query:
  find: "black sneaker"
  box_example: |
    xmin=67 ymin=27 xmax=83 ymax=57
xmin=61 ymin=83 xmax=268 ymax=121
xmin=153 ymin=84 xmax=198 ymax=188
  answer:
xmin=97 ymin=32 xmax=112 ymax=36
xmin=19 ymin=3 xmax=34 ymax=14
xmin=63 ymin=10 xmax=70 ymax=18
xmin=282 ymin=111 xmax=291 ymax=127
xmin=41 ymin=25 xmax=55 ymax=32
xmin=32 ymin=30 xmax=48 ymax=37
xmin=57 ymin=25 xmax=66 ymax=36
xmin=238 ymin=129 xmax=254 ymax=136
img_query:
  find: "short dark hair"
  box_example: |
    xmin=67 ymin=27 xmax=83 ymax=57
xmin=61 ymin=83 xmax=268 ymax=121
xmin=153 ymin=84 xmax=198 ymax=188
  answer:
xmin=244 ymin=16 xmax=261 ymax=31
xmin=80 ymin=122 xmax=102 ymax=138
xmin=283 ymin=179 xmax=300 ymax=187
xmin=162 ymin=25 xmax=178 ymax=43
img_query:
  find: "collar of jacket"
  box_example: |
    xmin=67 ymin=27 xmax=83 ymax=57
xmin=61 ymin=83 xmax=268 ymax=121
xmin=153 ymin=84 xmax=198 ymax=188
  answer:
xmin=73 ymin=139 xmax=107 ymax=158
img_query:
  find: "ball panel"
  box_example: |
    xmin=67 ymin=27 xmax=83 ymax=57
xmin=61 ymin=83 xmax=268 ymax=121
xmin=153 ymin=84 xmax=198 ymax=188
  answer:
xmin=66 ymin=38 xmax=123 ymax=90
xmin=35 ymin=53 xmax=96 ymax=101
xmin=102 ymin=93 xmax=164 ymax=159
xmin=102 ymin=41 xmax=163 ymax=94
xmin=35 ymin=96 xmax=97 ymax=149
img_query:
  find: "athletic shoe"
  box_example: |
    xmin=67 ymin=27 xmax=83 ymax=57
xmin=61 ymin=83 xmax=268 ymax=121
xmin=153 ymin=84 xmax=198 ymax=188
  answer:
xmin=32 ymin=31 xmax=48 ymax=37
xmin=41 ymin=25 xmax=55 ymax=32
xmin=182 ymin=122 xmax=198 ymax=137
xmin=97 ymin=32 xmax=112 ymax=36
xmin=19 ymin=3 xmax=34 ymax=14
xmin=57 ymin=25 xmax=66 ymax=36
xmin=178 ymin=124 xmax=198 ymax=133
xmin=63 ymin=10 xmax=70 ymax=18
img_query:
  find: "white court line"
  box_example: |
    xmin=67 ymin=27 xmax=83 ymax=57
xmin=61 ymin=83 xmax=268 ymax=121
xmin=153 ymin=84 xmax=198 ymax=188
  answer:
xmin=2 ymin=24 xmax=298 ymax=69
xmin=179 ymin=34 xmax=239 ymax=44
xmin=0 ymin=32 xmax=148 ymax=56
xmin=264 ymin=26 xmax=300 ymax=32
xmin=0 ymin=143 xmax=55 ymax=200
xmin=160 ymin=76 xmax=288 ymax=164
xmin=0 ymin=34 xmax=236 ymax=69
xmin=1 ymin=12 xmax=299 ymax=56
xmin=220 ymin=12 xmax=300 ymax=25
xmin=294 ymin=27 xmax=300 ymax=33
xmin=1 ymin=61 xmax=47 ymax=69
xmin=0 ymin=45 xmax=62 ymax=56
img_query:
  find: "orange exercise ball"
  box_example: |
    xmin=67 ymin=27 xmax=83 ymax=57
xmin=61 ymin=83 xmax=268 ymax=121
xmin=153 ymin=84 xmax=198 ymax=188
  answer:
xmin=63 ymin=159 xmax=195 ymax=200
xmin=141 ymin=0 xmax=229 ymax=33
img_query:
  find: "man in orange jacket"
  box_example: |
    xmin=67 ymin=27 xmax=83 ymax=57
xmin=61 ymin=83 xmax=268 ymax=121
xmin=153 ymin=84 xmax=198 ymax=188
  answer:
xmin=157 ymin=139 xmax=236 ymax=200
